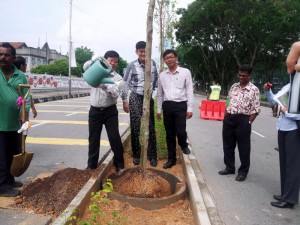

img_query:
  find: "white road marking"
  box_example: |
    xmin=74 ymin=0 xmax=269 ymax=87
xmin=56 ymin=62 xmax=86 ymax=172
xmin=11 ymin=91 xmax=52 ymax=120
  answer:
xmin=31 ymin=122 xmax=47 ymax=128
xmin=252 ymin=130 xmax=265 ymax=138
xmin=65 ymin=112 xmax=78 ymax=116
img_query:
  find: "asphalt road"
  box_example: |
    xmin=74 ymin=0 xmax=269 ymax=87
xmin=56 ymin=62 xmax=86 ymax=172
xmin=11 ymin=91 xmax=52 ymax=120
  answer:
xmin=188 ymin=94 xmax=300 ymax=225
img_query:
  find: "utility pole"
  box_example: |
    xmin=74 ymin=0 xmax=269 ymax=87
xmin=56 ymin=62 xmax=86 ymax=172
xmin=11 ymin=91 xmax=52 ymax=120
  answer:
xmin=68 ymin=0 xmax=73 ymax=98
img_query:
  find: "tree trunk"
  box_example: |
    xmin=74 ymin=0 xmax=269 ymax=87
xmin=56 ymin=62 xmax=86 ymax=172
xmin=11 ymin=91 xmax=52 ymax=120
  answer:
xmin=140 ymin=0 xmax=156 ymax=171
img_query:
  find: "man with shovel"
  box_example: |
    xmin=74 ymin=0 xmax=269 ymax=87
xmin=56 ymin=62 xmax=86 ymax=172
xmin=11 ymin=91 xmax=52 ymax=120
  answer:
xmin=0 ymin=43 xmax=30 ymax=197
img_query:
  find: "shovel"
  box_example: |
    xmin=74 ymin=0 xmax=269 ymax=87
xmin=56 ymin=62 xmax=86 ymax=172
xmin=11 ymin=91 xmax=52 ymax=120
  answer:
xmin=10 ymin=84 xmax=34 ymax=177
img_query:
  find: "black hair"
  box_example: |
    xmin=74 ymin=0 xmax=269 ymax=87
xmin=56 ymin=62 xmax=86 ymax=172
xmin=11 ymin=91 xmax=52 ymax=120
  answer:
xmin=0 ymin=42 xmax=16 ymax=56
xmin=14 ymin=56 xmax=26 ymax=69
xmin=136 ymin=41 xmax=146 ymax=50
xmin=104 ymin=50 xmax=120 ymax=62
xmin=163 ymin=49 xmax=178 ymax=59
xmin=239 ymin=64 xmax=253 ymax=74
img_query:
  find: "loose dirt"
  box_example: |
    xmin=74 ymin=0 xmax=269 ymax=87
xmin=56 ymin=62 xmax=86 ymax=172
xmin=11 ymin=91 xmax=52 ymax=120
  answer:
xmin=11 ymin=152 xmax=195 ymax=224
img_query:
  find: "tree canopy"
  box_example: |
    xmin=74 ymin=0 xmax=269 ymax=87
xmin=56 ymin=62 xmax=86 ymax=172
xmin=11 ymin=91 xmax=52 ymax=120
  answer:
xmin=175 ymin=0 xmax=300 ymax=92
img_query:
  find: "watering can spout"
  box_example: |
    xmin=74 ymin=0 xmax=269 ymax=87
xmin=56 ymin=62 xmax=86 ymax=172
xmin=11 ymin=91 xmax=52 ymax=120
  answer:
xmin=83 ymin=57 xmax=115 ymax=87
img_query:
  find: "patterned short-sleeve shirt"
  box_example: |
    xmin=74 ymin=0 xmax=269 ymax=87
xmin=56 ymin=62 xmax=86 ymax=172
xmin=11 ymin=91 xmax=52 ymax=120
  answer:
xmin=227 ymin=82 xmax=260 ymax=115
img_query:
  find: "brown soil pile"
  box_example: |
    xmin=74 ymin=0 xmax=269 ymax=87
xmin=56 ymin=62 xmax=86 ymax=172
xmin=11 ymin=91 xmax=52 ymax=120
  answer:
xmin=14 ymin=167 xmax=102 ymax=218
xmin=112 ymin=167 xmax=172 ymax=198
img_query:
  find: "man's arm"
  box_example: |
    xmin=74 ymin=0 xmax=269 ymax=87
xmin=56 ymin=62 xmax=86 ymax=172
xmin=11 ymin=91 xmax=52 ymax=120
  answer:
xmin=286 ymin=41 xmax=300 ymax=75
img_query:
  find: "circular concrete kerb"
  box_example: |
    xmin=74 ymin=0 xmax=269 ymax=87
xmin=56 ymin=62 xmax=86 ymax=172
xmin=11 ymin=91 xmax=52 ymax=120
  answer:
xmin=106 ymin=167 xmax=187 ymax=210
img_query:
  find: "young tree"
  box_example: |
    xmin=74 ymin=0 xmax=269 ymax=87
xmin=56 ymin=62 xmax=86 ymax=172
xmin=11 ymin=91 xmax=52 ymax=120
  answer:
xmin=140 ymin=0 xmax=156 ymax=170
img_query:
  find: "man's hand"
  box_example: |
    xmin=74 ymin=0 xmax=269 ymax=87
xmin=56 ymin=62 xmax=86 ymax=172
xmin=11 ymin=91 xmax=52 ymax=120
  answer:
xmin=280 ymin=106 xmax=287 ymax=114
xmin=157 ymin=113 xmax=161 ymax=120
xmin=263 ymin=82 xmax=272 ymax=91
xmin=123 ymin=102 xmax=129 ymax=113
xmin=186 ymin=112 xmax=193 ymax=119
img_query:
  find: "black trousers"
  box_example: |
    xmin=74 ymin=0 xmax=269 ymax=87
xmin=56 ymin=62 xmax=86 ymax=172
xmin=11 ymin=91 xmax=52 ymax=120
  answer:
xmin=88 ymin=105 xmax=124 ymax=169
xmin=222 ymin=114 xmax=251 ymax=176
xmin=129 ymin=92 xmax=157 ymax=160
xmin=162 ymin=101 xmax=188 ymax=161
xmin=0 ymin=131 xmax=21 ymax=185
xmin=278 ymin=129 xmax=300 ymax=204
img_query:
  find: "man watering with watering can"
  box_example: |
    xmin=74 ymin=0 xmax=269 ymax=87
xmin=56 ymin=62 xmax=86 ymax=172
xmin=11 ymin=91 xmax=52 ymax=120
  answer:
xmin=0 ymin=42 xmax=30 ymax=197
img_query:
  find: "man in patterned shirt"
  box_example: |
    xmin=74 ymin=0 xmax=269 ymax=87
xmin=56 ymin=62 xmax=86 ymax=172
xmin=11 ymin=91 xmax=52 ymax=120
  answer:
xmin=122 ymin=41 xmax=158 ymax=167
xmin=218 ymin=64 xmax=260 ymax=182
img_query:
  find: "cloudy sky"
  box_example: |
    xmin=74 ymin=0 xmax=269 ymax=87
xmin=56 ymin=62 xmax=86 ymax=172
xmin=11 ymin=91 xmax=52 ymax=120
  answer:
xmin=1 ymin=0 xmax=193 ymax=62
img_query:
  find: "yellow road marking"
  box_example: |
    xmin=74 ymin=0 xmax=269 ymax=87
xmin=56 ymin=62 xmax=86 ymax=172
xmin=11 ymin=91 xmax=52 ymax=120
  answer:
xmin=26 ymin=137 xmax=110 ymax=146
xmin=31 ymin=120 xmax=128 ymax=126
xmin=35 ymin=110 xmax=127 ymax=115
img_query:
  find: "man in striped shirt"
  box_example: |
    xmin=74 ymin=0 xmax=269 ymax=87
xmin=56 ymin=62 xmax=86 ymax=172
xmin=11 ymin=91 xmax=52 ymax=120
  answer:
xmin=123 ymin=41 xmax=158 ymax=167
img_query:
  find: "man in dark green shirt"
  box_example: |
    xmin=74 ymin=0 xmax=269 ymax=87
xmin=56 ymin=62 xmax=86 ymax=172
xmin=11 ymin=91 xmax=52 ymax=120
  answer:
xmin=0 ymin=42 xmax=30 ymax=197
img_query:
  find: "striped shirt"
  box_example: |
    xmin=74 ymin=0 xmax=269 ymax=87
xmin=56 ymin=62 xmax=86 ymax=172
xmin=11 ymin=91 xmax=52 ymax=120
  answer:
xmin=156 ymin=66 xmax=194 ymax=113
xmin=123 ymin=59 xmax=158 ymax=99
xmin=227 ymin=82 xmax=260 ymax=115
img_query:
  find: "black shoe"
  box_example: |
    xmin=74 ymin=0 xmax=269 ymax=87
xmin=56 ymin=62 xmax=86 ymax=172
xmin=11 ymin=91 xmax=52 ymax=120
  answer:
xmin=235 ymin=174 xmax=247 ymax=182
xmin=271 ymin=201 xmax=294 ymax=209
xmin=116 ymin=166 xmax=124 ymax=175
xmin=163 ymin=160 xmax=176 ymax=169
xmin=150 ymin=159 xmax=157 ymax=167
xmin=218 ymin=169 xmax=235 ymax=175
xmin=182 ymin=147 xmax=191 ymax=155
xmin=133 ymin=158 xmax=140 ymax=165
xmin=86 ymin=167 xmax=96 ymax=170
xmin=273 ymin=195 xmax=282 ymax=201
xmin=11 ymin=181 xmax=23 ymax=188
xmin=0 ymin=185 xmax=21 ymax=197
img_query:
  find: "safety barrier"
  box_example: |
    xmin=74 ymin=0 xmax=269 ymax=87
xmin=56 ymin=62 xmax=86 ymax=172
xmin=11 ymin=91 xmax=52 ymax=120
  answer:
xmin=199 ymin=100 xmax=226 ymax=121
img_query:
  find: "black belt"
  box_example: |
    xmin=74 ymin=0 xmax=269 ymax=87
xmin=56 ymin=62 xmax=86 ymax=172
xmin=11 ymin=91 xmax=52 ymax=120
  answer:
xmin=227 ymin=113 xmax=250 ymax=117
xmin=164 ymin=101 xmax=187 ymax=104
xmin=91 ymin=105 xmax=114 ymax=111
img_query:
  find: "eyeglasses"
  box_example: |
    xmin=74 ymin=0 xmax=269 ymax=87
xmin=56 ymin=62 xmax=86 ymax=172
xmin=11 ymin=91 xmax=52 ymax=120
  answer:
xmin=164 ymin=56 xmax=177 ymax=60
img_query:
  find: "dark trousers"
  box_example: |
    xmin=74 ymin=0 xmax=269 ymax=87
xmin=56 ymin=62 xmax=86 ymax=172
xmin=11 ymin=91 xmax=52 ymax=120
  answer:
xmin=278 ymin=129 xmax=300 ymax=204
xmin=0 ymin=131 xmax=21 ymax=185
xmin=222 ymin=114 xmax=251 ymax=176
xmin=88 ymin=105 xmax=124 ymax=169
xmin=162 ymin=101 xmax=188 ymax=161
xmin=129 ymin=92 xmax=157 ymax=160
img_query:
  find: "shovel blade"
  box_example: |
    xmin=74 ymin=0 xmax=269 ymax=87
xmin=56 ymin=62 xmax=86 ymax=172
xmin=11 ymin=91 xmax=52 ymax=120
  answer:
xmin=10 ymin=152 xmax=34 ymax=177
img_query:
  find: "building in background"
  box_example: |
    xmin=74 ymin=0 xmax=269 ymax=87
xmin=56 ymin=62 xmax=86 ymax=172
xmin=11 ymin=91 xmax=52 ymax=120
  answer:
xmin=0 ymin=42 xmax=67 ymax=72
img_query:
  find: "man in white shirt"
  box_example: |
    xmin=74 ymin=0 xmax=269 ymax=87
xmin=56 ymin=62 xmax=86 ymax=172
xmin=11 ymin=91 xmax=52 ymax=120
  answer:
xmin=87 ymin=50 xmax=125 ymax=174
xmin=156 ymin=49 xmax=194 ymax=169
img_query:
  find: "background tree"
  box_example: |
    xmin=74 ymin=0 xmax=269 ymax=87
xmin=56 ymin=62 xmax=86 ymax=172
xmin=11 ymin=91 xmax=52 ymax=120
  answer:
xmin=115 ymin=57 xmax=128 ymax=76
xmin=75 ymin=46 xmax=94 ymax=70
xmin=31 ymin=58 xmax=82 ymax=76
xmin=175 ymin=0 xmax=300 ymax=93
xmin=154 ymin=0 xmax=176 ymax=72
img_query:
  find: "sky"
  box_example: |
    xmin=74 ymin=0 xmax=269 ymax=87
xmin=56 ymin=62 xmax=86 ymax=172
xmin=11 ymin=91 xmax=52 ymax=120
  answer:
xmin=1 ymin=0 xmax=194 ymax=63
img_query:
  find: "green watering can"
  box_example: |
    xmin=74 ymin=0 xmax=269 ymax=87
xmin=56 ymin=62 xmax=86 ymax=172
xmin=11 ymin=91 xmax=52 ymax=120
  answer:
xmin=83 ymin=57 xmax=114 ymax=88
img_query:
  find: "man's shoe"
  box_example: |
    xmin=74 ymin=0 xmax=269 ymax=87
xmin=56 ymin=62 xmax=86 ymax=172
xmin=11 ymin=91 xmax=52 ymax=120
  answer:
xmin=218 ymin=169 xmax=235 ymax=175
xmin=150 ymin=159 xmax=157 ymax=167
xmin=11 ymin=181 xmax=23 ymax=188
xmin=0 ymin=186 xmax=21 ymax=197
xmin=133 ymin=158 xmax=140 ymax=165
xmin=271 ymin=201 xmax=294 ymax=209
xmin=273 ymin=195 xmax=282 ymax=201
xmin=163 ymin=160 xmax=176 ymax=169
xmin=182 ymin=147 xmax=191 ymax=155
xmin=235 ymin=174 xmax=247 ymax=182
xmin=116 ymin=167 xmax=124 ymax=175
